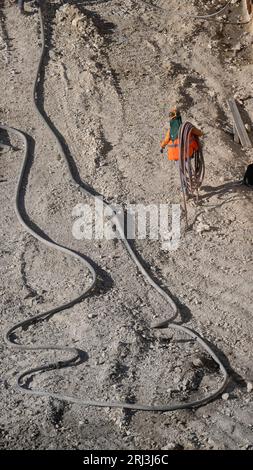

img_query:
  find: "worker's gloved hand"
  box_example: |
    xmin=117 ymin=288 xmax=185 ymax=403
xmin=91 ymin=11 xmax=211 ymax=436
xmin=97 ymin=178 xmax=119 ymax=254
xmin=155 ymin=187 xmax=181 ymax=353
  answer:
xmin=160 ymin=148 xmax=164 ymax=154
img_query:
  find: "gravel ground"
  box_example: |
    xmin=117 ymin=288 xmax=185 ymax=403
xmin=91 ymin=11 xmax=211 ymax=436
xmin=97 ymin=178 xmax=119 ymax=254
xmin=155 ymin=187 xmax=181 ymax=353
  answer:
xmin=1 ymin=0 xmax=253 ymax=450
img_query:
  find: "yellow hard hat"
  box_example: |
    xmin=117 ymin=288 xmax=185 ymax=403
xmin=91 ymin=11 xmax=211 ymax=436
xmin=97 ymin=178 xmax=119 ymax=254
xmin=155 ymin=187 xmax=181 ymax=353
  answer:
xmin=169 ymin=107 xmax=180 ymax=119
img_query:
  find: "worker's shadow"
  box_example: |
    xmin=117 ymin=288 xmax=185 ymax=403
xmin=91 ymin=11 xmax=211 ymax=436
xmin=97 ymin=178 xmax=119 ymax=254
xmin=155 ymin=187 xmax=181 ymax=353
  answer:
xmin=199 ymin=180 xmax=251 ymax=203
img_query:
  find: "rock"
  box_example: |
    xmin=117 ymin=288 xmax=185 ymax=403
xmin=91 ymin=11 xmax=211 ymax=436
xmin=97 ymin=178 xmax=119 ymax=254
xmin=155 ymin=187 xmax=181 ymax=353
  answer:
xmin=245 ymin=123 xmax=251 ymax=133
xmin=247 ymin=382 xmax=253 ymax=393
xmin=233 ymin=43 xmax=243 ymax=53
xmin=208 ymin=89 xmax=216 ymax=98
xmin=161 ymin=442 xmax=181 ymax=450
xmin=192 ymin=357 xmax=202 ymax=367
xmin=173 ymin=376 xmax=181 ymax=385
xmin=222 ymin=393 xmax=230 ymax=401
xmin=195 ymin=222 xmax=211 ymax=234
xmin=72 ymin=15 xmax=85 ymax=29
xmin=87 ymin=312 xmax=97 ymax=319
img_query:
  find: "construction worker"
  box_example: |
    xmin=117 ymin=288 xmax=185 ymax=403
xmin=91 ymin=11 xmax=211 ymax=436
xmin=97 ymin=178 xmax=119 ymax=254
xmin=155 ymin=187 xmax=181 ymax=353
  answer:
xmin=160 ymin=108 xmax=203 ymax=162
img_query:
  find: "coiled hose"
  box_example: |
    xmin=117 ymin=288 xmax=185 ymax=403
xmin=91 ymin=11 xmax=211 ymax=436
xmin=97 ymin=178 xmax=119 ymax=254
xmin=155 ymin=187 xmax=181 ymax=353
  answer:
xmin=1 ymin=5 xmax=229 ymax=411
xmin=178 ymin=122 xmax=205 ymax=225
xmin=179 ymin=122 xmax=205 ymax=199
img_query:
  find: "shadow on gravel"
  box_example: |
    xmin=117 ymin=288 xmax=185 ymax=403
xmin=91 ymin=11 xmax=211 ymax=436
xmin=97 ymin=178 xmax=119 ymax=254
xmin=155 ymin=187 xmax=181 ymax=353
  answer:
xmin=70 ymin=0 xmax=124 ymax=98
xmin=0 ymin=127 xmax=12 ymax=148
xmin=200 ymin=180 xmax=252 ymax=202
xmin=62 ymin=0 xmax=116 ymax=42
xmin=203 ymin=340 xmax=247 ymax=394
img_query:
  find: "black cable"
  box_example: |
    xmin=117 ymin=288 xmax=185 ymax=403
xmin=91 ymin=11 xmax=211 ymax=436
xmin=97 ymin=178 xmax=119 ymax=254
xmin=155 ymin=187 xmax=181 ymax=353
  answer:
xmin=2 ymin=3 xmax=229 ymax=411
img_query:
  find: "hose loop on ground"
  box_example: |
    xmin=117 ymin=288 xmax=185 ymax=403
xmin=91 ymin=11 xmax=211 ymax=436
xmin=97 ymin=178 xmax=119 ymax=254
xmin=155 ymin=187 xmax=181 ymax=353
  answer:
xmin=1 ymin=4 xmax=229 ymax=411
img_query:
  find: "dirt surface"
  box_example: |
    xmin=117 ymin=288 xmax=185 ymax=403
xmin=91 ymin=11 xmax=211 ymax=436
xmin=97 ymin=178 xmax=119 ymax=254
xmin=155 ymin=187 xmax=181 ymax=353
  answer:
xmin=1 ymin=0 xmax=253 ymax=450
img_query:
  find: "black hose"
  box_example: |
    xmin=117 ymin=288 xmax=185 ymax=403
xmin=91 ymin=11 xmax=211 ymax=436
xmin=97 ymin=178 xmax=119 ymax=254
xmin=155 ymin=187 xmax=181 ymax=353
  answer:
xmin=1 ymin=4 xmax=229 ymax=411
xmin=178 ymin=122 xmax=205 ymax=198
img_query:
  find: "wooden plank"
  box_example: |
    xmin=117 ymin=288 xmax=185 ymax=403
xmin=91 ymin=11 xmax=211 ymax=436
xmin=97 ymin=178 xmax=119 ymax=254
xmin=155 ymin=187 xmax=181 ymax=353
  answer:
xmin=228 ymin=98 xmax=252 ymax=149
xmin=233 ymin=123 xmax=240 ymax=144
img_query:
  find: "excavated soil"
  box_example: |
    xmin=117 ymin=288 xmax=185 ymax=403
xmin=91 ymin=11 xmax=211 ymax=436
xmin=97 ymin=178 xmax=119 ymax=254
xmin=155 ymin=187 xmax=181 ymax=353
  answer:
xmin=1 ymin=0 xmax=253 ymax=450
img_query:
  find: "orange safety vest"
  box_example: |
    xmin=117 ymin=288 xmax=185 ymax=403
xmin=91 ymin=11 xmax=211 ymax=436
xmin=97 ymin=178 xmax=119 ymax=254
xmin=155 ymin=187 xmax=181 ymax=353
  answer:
xmin=161 ymin=130 xmax=199 ymax=161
